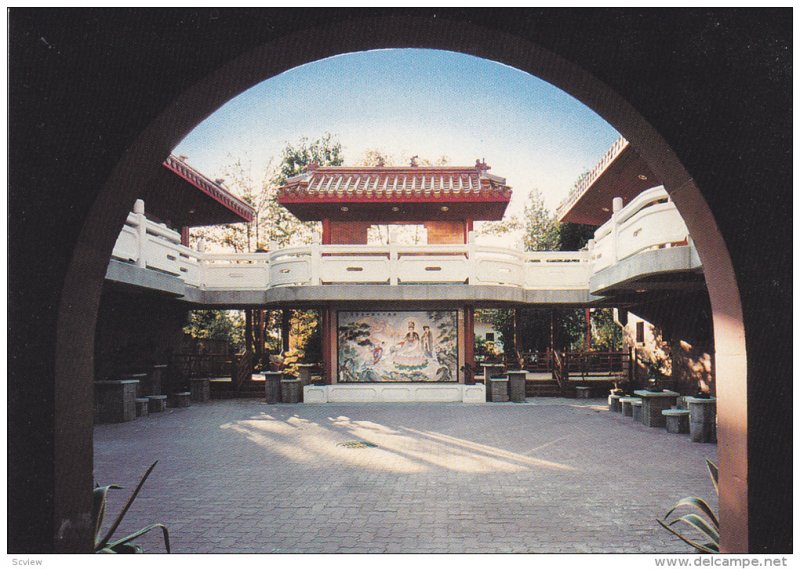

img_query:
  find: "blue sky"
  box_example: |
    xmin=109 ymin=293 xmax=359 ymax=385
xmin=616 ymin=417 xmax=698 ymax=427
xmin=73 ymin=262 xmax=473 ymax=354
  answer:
xmin=174 ymin=48 xmax=619 ymax=221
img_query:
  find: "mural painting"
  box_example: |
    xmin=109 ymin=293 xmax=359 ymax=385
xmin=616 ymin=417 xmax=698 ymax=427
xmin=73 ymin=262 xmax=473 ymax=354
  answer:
xmin=338 ymin=311 xmax=458 ymax=383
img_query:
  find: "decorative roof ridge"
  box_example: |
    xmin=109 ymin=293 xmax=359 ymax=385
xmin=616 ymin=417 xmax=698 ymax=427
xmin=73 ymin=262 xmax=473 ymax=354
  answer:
xmin=163 ymin=154 xmax=255 ymax=222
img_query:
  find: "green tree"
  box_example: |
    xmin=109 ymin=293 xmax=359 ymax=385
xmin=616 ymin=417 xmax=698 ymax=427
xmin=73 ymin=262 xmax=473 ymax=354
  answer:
xmin=183 ymin=310 xmax=245 ymax=351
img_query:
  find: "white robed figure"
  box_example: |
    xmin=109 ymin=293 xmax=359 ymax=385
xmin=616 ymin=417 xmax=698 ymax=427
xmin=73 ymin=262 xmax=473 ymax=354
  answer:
xmin=391 ymin=321 xmax=428 ymax=370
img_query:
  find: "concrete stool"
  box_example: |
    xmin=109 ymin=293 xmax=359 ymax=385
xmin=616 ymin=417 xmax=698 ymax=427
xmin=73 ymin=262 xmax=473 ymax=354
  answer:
xmin=135 ymin=398 xmax=149 ymax=417
xmin=173 ymin=392 xmax=191 ymax=408
xmin=631 ymin=400 xmax=643 ymax=423
xmin=575 ymin=386 xmax=592 ymax=399
xmin=189 ymin=378 xmax=210 ymax=402
xmin=488 ymin=378 xmax=510 ymax=402
xmin=620 ymin=397 xmax=641 ymax=418
xmin=507 ymin=371 xmax=527 ymax=402
xmin=281 ymin=379 xmax=302 ymax=404
xmin=608 ymin=393 xmax=623 ymax=412
xmin=662 ymin=408 xmax=690 ymax=434
xmin=686 ymin=396 xmax=717 ymax=443
xmin=147 ymin=395 xmax=167 ymax=413
xmin=263 ymin=371 xmax=282 ymax=404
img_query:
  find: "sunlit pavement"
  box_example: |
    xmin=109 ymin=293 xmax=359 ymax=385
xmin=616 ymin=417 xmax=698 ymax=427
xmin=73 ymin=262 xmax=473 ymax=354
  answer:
xmin=94 ymin=398 xmax=717 ymax=553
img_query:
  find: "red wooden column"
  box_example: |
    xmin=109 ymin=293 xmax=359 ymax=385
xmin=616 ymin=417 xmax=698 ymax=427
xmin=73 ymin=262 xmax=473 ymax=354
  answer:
xmin=321 ymin=218 xmax=331 ymax=245
xmin=464 ymin=305 xmax=475 ymax=382
xmin=180 ymin=226 xmax=190 ymax=247
xmin=321 ymin=307 xmax=333 ymax=384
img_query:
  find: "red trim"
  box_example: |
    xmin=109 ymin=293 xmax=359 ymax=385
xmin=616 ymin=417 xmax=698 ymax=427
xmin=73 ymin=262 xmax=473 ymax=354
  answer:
xmin=278 ymin=194 xmax=510 ymax=205
xmin=163 ymin=156 xmax=255 ymax=222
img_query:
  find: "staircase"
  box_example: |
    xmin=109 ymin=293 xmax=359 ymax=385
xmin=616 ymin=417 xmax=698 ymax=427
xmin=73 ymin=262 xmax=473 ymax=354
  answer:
xmin=525 ymin=379 xmax=563 ymax=397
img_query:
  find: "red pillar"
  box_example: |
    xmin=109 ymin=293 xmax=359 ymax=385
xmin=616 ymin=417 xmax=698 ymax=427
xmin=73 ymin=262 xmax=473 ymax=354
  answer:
xmin=180 ymin=226 xmax=190 ymax=247
xmin=463 ymin=217 xmax=474 ymax=243
xmin=322 ymin=218 xmax=331 ymax=245
xmin=464 ymin=305 xmax=475 ymax=382
xmin=321 ymin=307 xmax=333 ymax=384
xmin=584 ymin=308 xmax=592 ymax=351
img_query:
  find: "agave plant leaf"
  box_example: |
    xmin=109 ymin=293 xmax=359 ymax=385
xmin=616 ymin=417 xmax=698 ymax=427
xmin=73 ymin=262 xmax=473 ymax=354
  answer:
xmin=657 ymin=519 xmax=719 ymax=554
xmin=706 ymin=459 xmax=719 ymax=495
xmin=663 ymin=496 xmax=719 ymax=530
xmin=97 ymin=461 xmax=159 ymax=549
xmin=93 ymin=484 xmax=122 ymax=548
xmin=668 ymin=513 xmax=720 ymax=545
xmin=106 ymin=524 xmax=170 ymax=554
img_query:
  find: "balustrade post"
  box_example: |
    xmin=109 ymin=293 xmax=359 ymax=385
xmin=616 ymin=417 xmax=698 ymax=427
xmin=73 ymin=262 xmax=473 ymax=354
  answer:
xmin=389 ymin=242 xmax=398 ymax=285
xmin=611 ymin=197 xmax=623 ymax=263
xmin=197 ymin=239 xmax=207 ymax=290
xmin=467 ymin=231 xmax=477 ymax=285
xmin=310 ymin=243 xmax=321 ymax=285
xmin=133 ymin=199 xmax=147 ymax=268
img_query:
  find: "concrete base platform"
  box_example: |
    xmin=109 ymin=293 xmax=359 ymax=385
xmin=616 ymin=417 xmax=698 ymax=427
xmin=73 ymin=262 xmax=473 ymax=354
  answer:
xmin=304 ymin=383 xmax=486 ymax=403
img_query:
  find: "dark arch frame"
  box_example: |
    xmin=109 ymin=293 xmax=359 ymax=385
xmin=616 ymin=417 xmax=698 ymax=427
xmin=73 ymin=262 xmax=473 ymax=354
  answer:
xmin=10 ymin=9 xmax=790 ymax=553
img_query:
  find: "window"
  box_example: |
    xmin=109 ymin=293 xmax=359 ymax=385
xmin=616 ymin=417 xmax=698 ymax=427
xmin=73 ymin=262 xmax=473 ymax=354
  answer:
xmin=636 ymin=321 xmax=645 ymax=344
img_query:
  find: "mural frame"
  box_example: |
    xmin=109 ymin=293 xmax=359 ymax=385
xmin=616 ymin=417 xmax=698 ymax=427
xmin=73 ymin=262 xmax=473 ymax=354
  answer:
xmin=337 ymin=309 xmax=460 ymax=384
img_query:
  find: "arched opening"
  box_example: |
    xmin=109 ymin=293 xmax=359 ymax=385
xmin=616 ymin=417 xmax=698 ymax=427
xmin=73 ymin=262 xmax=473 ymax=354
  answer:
xmin=51 ymin=15 xmax=751 ymax=552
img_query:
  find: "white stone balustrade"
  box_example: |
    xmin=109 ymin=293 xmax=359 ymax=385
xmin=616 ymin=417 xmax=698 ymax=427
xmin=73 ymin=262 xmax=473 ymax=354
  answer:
xmin=110 ymin=188 xmax=695 ymax=294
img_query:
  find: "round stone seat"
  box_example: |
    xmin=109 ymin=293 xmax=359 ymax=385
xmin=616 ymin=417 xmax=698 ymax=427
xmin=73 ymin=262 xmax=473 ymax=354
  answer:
xmin=662 ymin=408 xmax=690 ymax=434
xmin=608 ymin=393 xmax=623 ymax=412
xmin=134 ymin=397 xmax=149 ymax=417
xmin=575 ymin=386 xmax=592 ymax=399
xmin=619 ymin=396 xmax=641 ymax=418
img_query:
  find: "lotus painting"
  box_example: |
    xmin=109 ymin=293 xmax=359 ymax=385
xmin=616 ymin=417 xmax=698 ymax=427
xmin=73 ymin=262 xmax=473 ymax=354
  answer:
xmin=338 ymin=311 xmax=459 ymax=383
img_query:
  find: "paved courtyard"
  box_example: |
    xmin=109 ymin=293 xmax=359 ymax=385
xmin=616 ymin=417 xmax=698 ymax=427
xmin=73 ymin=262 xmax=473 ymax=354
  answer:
xmin=94 ymin=398 xmax=717 ymax=554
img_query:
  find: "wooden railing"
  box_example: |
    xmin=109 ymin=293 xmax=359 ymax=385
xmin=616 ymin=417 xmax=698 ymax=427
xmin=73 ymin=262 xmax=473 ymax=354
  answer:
xmin=232 ymin=350 xmax=254 ymax=392
xmin=552 ymin=351 xmax=566 ymax=393
xmin=170 ymin=354 xmax=231 ymax=379
xmin=562 ymin=351 xmax=630 ymax=379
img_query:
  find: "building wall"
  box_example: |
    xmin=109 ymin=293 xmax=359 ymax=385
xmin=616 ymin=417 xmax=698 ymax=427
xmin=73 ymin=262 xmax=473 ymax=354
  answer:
xmin=424 ymin=221 xmax=465 ymax=244
xmin=94 ymin=287 xmax=188 ymax=380
xmin=330 ymin=221 xmax=370 ymax=244
xmin=622 ymin=310 xmax=714 ymax=395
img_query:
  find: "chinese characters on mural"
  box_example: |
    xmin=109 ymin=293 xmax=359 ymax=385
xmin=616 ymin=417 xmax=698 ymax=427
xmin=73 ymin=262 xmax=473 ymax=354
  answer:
xmin=338 ymin=311 xmax=458 ymax=382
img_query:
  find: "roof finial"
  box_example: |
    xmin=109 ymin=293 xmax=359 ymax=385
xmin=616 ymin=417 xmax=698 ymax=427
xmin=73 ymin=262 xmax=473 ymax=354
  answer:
xmin=409 ymin=155 xmax=419 ymax=167
xmin=475 ymin=158 xmax=490 ymax=172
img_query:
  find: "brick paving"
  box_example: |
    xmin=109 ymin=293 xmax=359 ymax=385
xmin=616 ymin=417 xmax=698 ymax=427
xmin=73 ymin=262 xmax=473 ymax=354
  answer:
xmin=94 ymin=398 xmax=717 ymax=553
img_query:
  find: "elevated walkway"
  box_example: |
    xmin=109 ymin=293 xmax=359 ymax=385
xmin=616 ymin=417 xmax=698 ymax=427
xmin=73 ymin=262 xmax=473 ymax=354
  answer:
xmin=106 ymin=186 xmax=702 ymax=307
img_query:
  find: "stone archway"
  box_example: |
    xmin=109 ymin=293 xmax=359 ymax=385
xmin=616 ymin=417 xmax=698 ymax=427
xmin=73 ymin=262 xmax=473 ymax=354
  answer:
xmin=44 ymin=13 xmax=772 ymax=553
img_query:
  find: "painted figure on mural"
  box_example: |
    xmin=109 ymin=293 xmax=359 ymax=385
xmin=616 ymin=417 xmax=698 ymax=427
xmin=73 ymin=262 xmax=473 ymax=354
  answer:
xmin=421 ymin=325 xmax=433 ymax=358
xmin=392 ymin=321 xmax=428 ymax=369
xmin=372 ymin=342 xmax=385 ymax=365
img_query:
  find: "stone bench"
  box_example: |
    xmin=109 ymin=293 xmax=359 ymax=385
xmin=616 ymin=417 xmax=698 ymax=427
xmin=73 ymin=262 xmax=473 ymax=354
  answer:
xmin=575 ymin=386 xmax=592 ymax=399
xmin=135 ymin=398 xmax=149 ymax=417
xmin=281 ymin=378 xmax=302 ymax=404
xmin=172 ymin=391 xmax=191 ymax=408
xmin=619 ymin=396 xmax=641 ymax=418
xmin=686 ymin=396 xmax=717 ymax=443
xmin=147 ymin=395 xmax=167 ymax=413
xmin=608 ymin=393 xmax=623 ymax=412
xmin=263 ymin=371 xmax=283 ymax=404
xmin=634 ymin=390 xmax=680 ymax=427
xmin=95 ymin=379 xmax=140 ymax=423
xmin=488 ymin=377 xmax=509 ymax=402
xmin=189 ymin=378 xmax=210 ymax=402
xmin=662 ymin=408 xmax=690 ymax=434
xmin=631 ymin=400 xmax=643 ymax=422
xmin=506 ymin=371 xmax=527 ymax=402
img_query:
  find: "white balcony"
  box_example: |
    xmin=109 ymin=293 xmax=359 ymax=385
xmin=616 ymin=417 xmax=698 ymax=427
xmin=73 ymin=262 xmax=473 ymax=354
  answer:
xmin=108 ymin=187 xmax=699 ymax=303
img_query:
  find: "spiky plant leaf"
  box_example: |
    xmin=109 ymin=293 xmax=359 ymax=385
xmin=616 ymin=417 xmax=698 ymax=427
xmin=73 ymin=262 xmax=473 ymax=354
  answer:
xmin=706 ymin=459 xmax=719 ymax=495
xmin=657 ymin=519 xmax=719 ymax=554
xmin=93 ymin=484 xmax=122 ymax=547
xmin=97 ymin=461 xmax=159 ymax=549
xmin=107 ymin=524 xmax=170 ymax=554
xmin=663 ymin=496 xmax=719 ymax=530
xmin=668 ymin=513 xmax=720 ymax=544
